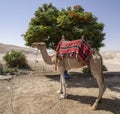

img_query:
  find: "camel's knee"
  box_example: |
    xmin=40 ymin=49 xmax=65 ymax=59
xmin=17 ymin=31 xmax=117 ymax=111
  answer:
xmin=99 ymin=77 xmax=106 ymax=93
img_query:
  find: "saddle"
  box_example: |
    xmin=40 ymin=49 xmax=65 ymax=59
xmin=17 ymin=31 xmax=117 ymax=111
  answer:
xmin=56 ymin=38 xmax=94 ymax=61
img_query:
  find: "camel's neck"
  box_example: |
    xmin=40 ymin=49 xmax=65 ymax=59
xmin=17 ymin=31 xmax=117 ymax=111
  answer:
xmin=40 ymin=48 xmax=55 ymax=65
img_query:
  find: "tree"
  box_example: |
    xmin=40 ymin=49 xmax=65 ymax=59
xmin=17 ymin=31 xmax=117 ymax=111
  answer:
xmin=23 ymin=3 xmax=105 ymax=51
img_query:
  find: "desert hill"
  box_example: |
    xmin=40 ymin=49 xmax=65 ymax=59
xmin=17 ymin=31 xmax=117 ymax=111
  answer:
xmin=0 ymin=42 xmax=120 ymax=71
xmin=0 ymin=43 xmax=36 ymax=54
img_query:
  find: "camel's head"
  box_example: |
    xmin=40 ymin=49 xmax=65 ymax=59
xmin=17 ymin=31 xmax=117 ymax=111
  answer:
xmin=32 ymin=42 xmax=46 ymax=50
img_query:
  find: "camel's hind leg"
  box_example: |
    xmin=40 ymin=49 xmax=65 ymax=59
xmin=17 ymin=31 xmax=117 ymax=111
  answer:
xmin=89 ymin=53 xmax=106 ymax=110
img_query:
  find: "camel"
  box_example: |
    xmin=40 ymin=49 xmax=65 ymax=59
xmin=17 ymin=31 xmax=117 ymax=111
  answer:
xmin=32 ymin=41 xmax=106 ymax=110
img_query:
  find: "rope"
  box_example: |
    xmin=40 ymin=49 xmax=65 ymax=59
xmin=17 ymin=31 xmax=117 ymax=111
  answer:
xmin=33 ymin=49 xmax=46 ymax=71
xmin=33 ymin=49 xmax=39 ymax=68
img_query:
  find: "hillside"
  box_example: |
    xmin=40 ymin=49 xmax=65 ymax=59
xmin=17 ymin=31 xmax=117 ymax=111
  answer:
xmin=0 ymin=42 xmax=120 ymax=71
xmin=0 ymin=43 xmax=36 ymax=54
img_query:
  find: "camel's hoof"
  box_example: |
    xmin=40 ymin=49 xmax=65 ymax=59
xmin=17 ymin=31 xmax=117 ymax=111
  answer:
xmin=89 ymin=105 xmax=97 ymax=110
xmin=60 ymin=94 xmax=67 ymax=99
xmin=57 ymin=90 xmax=62 ymax=94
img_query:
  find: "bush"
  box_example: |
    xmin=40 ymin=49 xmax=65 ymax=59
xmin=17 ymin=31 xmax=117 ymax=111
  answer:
xmin=0 ymin=63 xmax=3 ymax=75
xmin=3 ymin=50 xmax=28 ymax=68
xmin=82 ymin=64 xmax=107 ymax=74
xmin=102 ymin=64 xmax=108 ymax=71
xmin=3 ymin=67 xmax=18 ymax=75
xmin=0 ymin=63 xmax=18 ymax=75
xmin=82 ymin=66 xmax=91 ymax=74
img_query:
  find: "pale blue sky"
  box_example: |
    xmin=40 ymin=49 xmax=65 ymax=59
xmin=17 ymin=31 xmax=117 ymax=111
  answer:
xmin=0 ymin=0 xmax=120 ymax=51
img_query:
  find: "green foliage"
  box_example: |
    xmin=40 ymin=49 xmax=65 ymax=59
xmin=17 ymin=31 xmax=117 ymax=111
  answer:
xmin=82 ymin=66 xmax=91 ymax=74
xmin=2 ymin=67 xmax=17 ymax=75
xmin=3 ymin=50 xmax=28 ymax=68
xmin=0 ymin=63 xmax=3 ymax=75
xmin=23 ymin=3 xmax=105 ymax=50
xmin=82 ymin=64 xmax=107 ymax=74
xmin=0 ymin=63 xmax=17 ymax=75
xmin=102 ymin=64 xmax=108 ymax=71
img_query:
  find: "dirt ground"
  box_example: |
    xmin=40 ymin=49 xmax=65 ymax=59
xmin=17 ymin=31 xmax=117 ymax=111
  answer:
xmin=0 ymin=60 xmax=120 ymax=114
xmin=0 ymin=47 xmax=120 ymax=114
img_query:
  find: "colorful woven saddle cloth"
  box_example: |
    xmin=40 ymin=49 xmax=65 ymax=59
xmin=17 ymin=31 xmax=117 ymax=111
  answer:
xmin=56 ymin=39 xmax=94 ymax=61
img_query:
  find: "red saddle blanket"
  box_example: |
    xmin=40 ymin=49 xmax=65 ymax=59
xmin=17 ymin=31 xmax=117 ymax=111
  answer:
xmin=56 ymin=39 xmax=94 ymax=61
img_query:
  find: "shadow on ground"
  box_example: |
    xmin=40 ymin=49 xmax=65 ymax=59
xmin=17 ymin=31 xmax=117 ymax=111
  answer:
xmin=45 ymin=71 xmax=120 ymax=93
xmin=67 ymin=94 xmax=120 ymax=114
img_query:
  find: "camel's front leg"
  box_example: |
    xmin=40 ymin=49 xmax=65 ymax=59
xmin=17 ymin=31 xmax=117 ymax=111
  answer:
xmin=57 ymin=75 xmax=63 ymax=94
xmin=57 ymin=64 xmax=67 ymax=99
xmin=60 ymin=74 xmax=67 ymax=99
xmin=57 ymin=74 xmax=67 ymax=98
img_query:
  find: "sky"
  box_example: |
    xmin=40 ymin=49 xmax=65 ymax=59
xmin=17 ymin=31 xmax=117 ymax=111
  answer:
xmin=0 ymin=0 xmax=120 ymax=51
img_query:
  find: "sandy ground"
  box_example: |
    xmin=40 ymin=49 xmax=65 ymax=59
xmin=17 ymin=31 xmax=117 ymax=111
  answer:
xmin=0 ymin=45 xmax=120 ymax=114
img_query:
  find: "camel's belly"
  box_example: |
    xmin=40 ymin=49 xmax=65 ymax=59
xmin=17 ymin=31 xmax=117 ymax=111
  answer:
xmin=58 ymin=57 xmax=88 ymax=70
